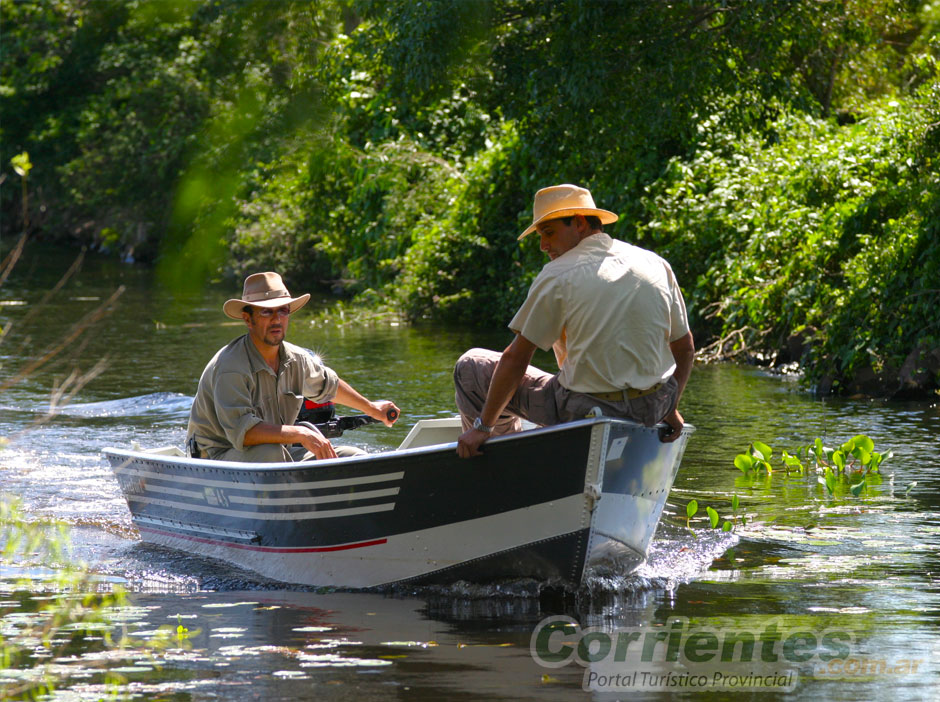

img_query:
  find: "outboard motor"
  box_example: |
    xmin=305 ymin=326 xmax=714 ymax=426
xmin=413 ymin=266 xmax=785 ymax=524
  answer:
xmin=293 ymin=348 xmax=398 ymax=437
xmin=296 ymin=348 xmax=337 ymax=424
xmin=297 ymin=399 xmax=335 ymax=424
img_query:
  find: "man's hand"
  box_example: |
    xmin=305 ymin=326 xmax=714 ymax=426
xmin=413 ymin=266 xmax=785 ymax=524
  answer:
xmin=660 ymin=408 xmax=684 ymax=443
xmin=367 ymin=400 xmax=400 ymax=427
xmin=455 ymin=334 xmax=537 ymax=460
xmin=457 ymin=428 xmax=489 ymax=458
xmin=296 ymin=423 xmax=338 ymax=459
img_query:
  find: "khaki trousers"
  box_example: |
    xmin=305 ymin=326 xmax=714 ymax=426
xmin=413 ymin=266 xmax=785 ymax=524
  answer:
xmin=453 ymin=347 xmax=677 ymax=434
xmin=210 ymin=443 xmax=366 ymax=462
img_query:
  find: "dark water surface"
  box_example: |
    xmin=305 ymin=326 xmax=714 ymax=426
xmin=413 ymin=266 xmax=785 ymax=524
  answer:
xmin=2 ymin=246 xmax=940 ymax=700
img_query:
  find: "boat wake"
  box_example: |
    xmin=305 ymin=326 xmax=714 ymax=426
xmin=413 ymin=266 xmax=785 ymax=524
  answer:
xmin=49 ymin=392 xmax=193 ymax=419
xmin=380 ymin=521 xmax=736 ymax=603
xmin=97 ymin=522 xmax=736 ymax=608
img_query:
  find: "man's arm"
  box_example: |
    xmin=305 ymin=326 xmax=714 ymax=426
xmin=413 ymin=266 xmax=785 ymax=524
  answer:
xmin=243 ymin=421 xmax=338 ymax=459
xmin=661 ymin=331 xmax=694 ymax=442
xmin=456 ymin=333 xmax=537 ymax=458
xmin=243 ymin=380 xmax=399 ymax=460
xmin=332 ymin=379 xmax=400 ymax=426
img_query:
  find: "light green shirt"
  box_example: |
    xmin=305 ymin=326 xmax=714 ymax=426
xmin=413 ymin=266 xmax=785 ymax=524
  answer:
xmin=509 ymin=233 xmax=689 ymax=393
xmin=187 ymin=335 xmax=338 ymax=457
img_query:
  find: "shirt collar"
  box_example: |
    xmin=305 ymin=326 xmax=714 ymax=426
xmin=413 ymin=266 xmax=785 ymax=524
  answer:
xmin=548 ymin=231 xmax=613 ymax=266
xmin=242 ymin=335 xmax=290 ymax=376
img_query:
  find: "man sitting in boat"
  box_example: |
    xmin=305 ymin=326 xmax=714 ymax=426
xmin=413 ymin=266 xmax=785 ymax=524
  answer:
xmin=187 ymin=271 xmax=399 ymax=461
xmin=455 ymin=184 xmax=694 ymax=458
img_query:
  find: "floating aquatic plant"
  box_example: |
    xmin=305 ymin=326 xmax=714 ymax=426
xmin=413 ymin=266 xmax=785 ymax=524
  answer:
xmin=688 ymin=434 xmax=900 ymax=534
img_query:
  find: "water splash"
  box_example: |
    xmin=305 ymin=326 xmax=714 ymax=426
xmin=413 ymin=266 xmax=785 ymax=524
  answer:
xmin=587 ymin=522 xmax=738 ymax=594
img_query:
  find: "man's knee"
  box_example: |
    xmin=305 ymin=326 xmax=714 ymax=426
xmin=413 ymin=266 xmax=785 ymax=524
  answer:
xmin=454 ymin=348 xmax=499 ymax=415
xmin=455 ymin=347 xmax=493 ymax=374
xmin=335 ymin=445 xmax=367 ymax=457
xmin=287 ymin=444 xmax=367 ymax=461
xmin=216 ymin=443 xmax=289 ymax=463
xmin=454 ymin=347 xmax=502 ymax=385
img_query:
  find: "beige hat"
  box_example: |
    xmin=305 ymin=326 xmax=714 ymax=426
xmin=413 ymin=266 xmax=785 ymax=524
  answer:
xmin=222 ymin=272 xmax=311 ymax=320
xmin=518 ymin=184 xmax=618 ymax=240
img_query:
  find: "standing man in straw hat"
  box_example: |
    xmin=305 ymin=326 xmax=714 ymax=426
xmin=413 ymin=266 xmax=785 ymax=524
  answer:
xmin=455 ymin=184 xmax=694 ymax=458
xmin=187 ymin=271 xmax=399 ymax=462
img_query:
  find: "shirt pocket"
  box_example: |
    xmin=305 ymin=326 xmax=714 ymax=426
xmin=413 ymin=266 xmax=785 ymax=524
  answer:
xmin=279 ymin=390 xmax=304 ymax=425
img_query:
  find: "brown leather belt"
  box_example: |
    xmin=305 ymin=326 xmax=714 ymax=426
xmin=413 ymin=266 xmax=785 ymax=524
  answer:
xmin=589 ymin=382 xmax=663 ymax=402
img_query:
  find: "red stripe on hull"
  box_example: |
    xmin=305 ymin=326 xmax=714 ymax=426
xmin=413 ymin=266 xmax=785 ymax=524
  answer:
xmin=138 ymin=525 xmax=386 ymax=553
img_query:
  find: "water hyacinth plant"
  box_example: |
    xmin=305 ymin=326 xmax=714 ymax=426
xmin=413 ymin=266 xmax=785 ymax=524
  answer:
xmin=689 ymin=434 xmax=896 ymax=533
xmin=686 ymin=493 xmax=743 ymax=534
xmin=735 ymin=434 xmax=893 ymax=497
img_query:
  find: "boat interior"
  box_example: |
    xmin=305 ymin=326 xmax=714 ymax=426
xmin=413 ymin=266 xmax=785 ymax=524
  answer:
xmin=136 ymin=417 xmax=465 ymax=458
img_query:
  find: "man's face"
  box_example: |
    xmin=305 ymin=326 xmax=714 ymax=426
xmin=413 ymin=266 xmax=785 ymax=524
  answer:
xmin=243 ymin=305 xmax=291 ymax=348
xmin=536 ymin=216 xmax=585 ymax=260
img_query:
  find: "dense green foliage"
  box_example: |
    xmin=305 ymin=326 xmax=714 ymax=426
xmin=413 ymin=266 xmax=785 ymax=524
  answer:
xmin=2 ymin=0 xmax=938 ymax=395
xmin=640 ymin=88 xmax=940 ymax=392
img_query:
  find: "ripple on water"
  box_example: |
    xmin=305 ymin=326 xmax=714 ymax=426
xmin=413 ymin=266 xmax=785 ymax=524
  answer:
xmin=34 ymin=392 xmax=194 ymax=419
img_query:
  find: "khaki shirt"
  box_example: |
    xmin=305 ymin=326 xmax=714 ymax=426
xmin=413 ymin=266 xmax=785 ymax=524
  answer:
xmin=509 ymin=233 xmax=689 ymax=393
xmin=187 ymin=335 xmax=338 ymax=457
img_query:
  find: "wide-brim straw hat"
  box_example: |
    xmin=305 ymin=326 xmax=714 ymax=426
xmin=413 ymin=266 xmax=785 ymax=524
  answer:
xmin=222 ymin=272 xmax=311 ymax=320
xmin=518 ymin=184 xmax=618 ymax=240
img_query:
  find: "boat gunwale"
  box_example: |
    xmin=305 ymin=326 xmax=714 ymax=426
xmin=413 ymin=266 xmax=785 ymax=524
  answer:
xmin=103 ymin=417 xmax=695 ymax=473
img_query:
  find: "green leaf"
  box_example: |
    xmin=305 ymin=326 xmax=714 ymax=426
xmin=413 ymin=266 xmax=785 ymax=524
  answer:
xmin=734 ymin=454 xmax=754 ymax=473
xmin=850 ymin=479 xmax=866 ymax=497
xmin=852 ymin=446 xmax=871 ymax=465
xmin=707 ymin=506 xmax=720 ymax=529
xmin=687 ymin=500 xmax=699 ymax=518
xmin=722 ymin=521 xmax=733 ymax=532
xmin=752 ymin=441 xmax=772 ymax=461
xmin=832 ymin=451 xmax=846 ymax=471
xmin=824 ymin=467 xmax=837 ymax=495
xmin=731 ymin=494 xmax=740 ymax=511
xmin=852 ymin=435 xmax=874 ymax=454
xmin=10 ymin=151 xmax=32 ymax=177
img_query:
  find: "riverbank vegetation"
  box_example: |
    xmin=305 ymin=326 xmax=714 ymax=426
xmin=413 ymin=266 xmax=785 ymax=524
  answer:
xmin=2 ymin=0 xmax=938 ymax=397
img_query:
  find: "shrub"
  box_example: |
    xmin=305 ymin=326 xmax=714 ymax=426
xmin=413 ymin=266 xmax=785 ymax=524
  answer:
xmin=639 ymin=85 xmax=940 ymax=393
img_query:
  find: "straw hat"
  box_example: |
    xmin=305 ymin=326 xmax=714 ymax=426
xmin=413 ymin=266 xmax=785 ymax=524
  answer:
xmin=518 ymin=184 xmax=618 ymax=240
xmin=222 ymin=272 xmax=311 ymax=320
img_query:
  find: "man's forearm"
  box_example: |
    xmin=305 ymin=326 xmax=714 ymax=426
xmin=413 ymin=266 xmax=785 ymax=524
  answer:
xmin=243 ymin=421 xmax=303 ymax=446
xmin=333 ymin=379 xmax=373 ymax=413
xmin=456 ymin=334 xmax=537 ymax=458
xmin=478 ymin=336 xmax=537 ymax=425
xmin=669 ymin=331 xmax=695 ymax=402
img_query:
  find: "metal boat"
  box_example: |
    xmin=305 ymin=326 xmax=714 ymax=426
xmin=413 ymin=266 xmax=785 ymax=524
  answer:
xmin=104 ymin=416 xmax=693 ymax=589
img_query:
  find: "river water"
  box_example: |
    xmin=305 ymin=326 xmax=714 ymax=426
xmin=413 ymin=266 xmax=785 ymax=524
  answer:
xmin=2 ymin=245 xmax=940 ymax=700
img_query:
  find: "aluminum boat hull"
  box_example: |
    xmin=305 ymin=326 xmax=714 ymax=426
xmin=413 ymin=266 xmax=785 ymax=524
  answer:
xmin=104 ymin=417 xmax=692 ymax=588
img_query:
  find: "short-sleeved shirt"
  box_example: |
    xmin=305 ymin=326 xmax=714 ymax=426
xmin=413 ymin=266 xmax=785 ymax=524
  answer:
xmin=509 ymin=232 xmax=689 ymax=393
xmin=187 ymin=335 xmax=339 ymax=456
